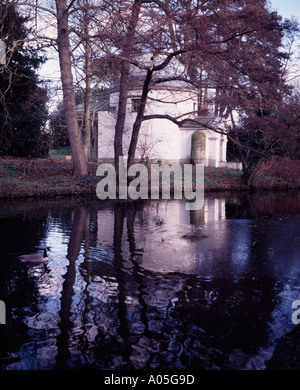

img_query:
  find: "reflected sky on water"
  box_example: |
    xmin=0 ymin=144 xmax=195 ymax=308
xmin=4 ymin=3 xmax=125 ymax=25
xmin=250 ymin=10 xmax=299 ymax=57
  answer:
xmin=0 ymin=192 xmax=300 ymax=370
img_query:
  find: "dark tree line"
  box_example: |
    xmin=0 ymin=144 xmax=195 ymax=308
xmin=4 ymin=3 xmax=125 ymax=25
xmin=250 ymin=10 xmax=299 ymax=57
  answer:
xmin=0 ymin=4 xmax=49 ymax=158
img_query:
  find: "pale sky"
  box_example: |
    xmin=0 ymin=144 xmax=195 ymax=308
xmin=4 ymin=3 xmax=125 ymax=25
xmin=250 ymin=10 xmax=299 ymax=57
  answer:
xmin=270 ymin=0 xmax=300 ymax=19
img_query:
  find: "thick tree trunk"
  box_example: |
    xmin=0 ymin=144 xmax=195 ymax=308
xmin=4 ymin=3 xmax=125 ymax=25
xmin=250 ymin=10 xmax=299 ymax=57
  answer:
xmin=56 ymin=0 xmax=88 ymax=177
xmin=114 ymin=0 xmax=142 ymax=177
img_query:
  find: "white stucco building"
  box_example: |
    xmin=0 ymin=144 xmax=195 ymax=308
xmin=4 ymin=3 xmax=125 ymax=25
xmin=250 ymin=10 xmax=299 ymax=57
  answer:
xmin=83 ymin=57 xmax=241 ymax=169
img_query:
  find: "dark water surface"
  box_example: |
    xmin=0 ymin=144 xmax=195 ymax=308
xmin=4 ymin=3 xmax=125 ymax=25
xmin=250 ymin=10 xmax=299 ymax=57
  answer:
xmin=0 ymin=191 xmax=300 ymax=370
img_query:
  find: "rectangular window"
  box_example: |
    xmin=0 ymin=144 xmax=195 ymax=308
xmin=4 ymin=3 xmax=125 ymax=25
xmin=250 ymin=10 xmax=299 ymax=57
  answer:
xmin=108 ymin=106 xmax=116 ymax=113
xmin=131 ymin=98 xmax=141 ymax=112
xmin=193 ymin=102 xmax=198 ymax=115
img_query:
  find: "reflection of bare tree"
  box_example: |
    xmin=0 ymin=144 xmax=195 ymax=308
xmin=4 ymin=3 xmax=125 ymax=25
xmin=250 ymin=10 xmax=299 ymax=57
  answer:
xmin=113 ymin=204 xmax=132 ymax=366
xmin=112 ymin=202 xmax=152 ymax=369
xmin=126 ymin=204 xmax=136 ymax=255
xmin=126 ymin=203 xmax=151 ymax=366
xmin=55 ymin=207 xmax=88 ymax=369
xmin=1 ymin=193 xmax=297 ymax=371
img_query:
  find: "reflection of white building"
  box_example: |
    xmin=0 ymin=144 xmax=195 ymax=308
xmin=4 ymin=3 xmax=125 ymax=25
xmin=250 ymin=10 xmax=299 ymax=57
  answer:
xmin=96 ymin=198 xmax=243 ymax=275
xmin=139 ymin=199 xmax=228 ymax=274
xmin=86 ymin=57 xmax=241 ymax=169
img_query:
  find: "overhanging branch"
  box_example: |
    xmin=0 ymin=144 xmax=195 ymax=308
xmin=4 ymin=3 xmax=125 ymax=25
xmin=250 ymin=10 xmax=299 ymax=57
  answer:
xmin=142 ymin=114 xmax=228 ymax=136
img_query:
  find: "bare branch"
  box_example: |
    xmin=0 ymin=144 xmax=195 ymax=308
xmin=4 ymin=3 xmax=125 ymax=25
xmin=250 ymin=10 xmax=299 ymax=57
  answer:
xmin=142 ymin=114 xmax=228 ymax=136
xmin=6 ymin=1 xmax=58 ymax=18
xmin=66 ymin=0 xmax=77 ymax=14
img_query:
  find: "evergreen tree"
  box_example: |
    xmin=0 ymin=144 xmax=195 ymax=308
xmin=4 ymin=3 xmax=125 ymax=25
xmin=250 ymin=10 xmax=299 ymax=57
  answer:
xmin=0 ymin=4 xmax=49 ymax=157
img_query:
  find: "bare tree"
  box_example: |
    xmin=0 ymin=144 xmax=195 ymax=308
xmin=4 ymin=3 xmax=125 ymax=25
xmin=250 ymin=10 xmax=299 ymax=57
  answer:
xmin=113 ymin=0 xmax=143 ymax=177
xmin=107 ymin=0 xmax=299 ymax=177
xmin=56 ymin=0 xmax=88 ymax=176
xmin=69 ymin=0 xmax=107 ymax=161
xmin=6 ymin=0 xmax=88 ymax=177
xmin=7 ymin=0 xmax=299 ymax=181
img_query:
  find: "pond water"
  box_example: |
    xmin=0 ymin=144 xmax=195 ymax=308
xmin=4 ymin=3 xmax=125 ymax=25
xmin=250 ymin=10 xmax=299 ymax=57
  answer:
xmin=0 ymin=191 xmax=300 ymax=370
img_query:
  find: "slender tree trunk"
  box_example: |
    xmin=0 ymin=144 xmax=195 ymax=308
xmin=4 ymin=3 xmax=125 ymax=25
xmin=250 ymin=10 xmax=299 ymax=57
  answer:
xmin=114 ymin=0 xmax=142 ymax=177
xmin=82 ymin=0 xmax=92 ymax=161
xmin=127 ymin=50 xmax=183 ymax=167
xmin=83 ymin=53 xmax=92 ymax=160
xmin=114 ymin=60 xmax=130 ymax=171
xmin=56 ymin=0 xmax=88 ymax=177
xmin=127 ymin=68 xmax=153 ymax=167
